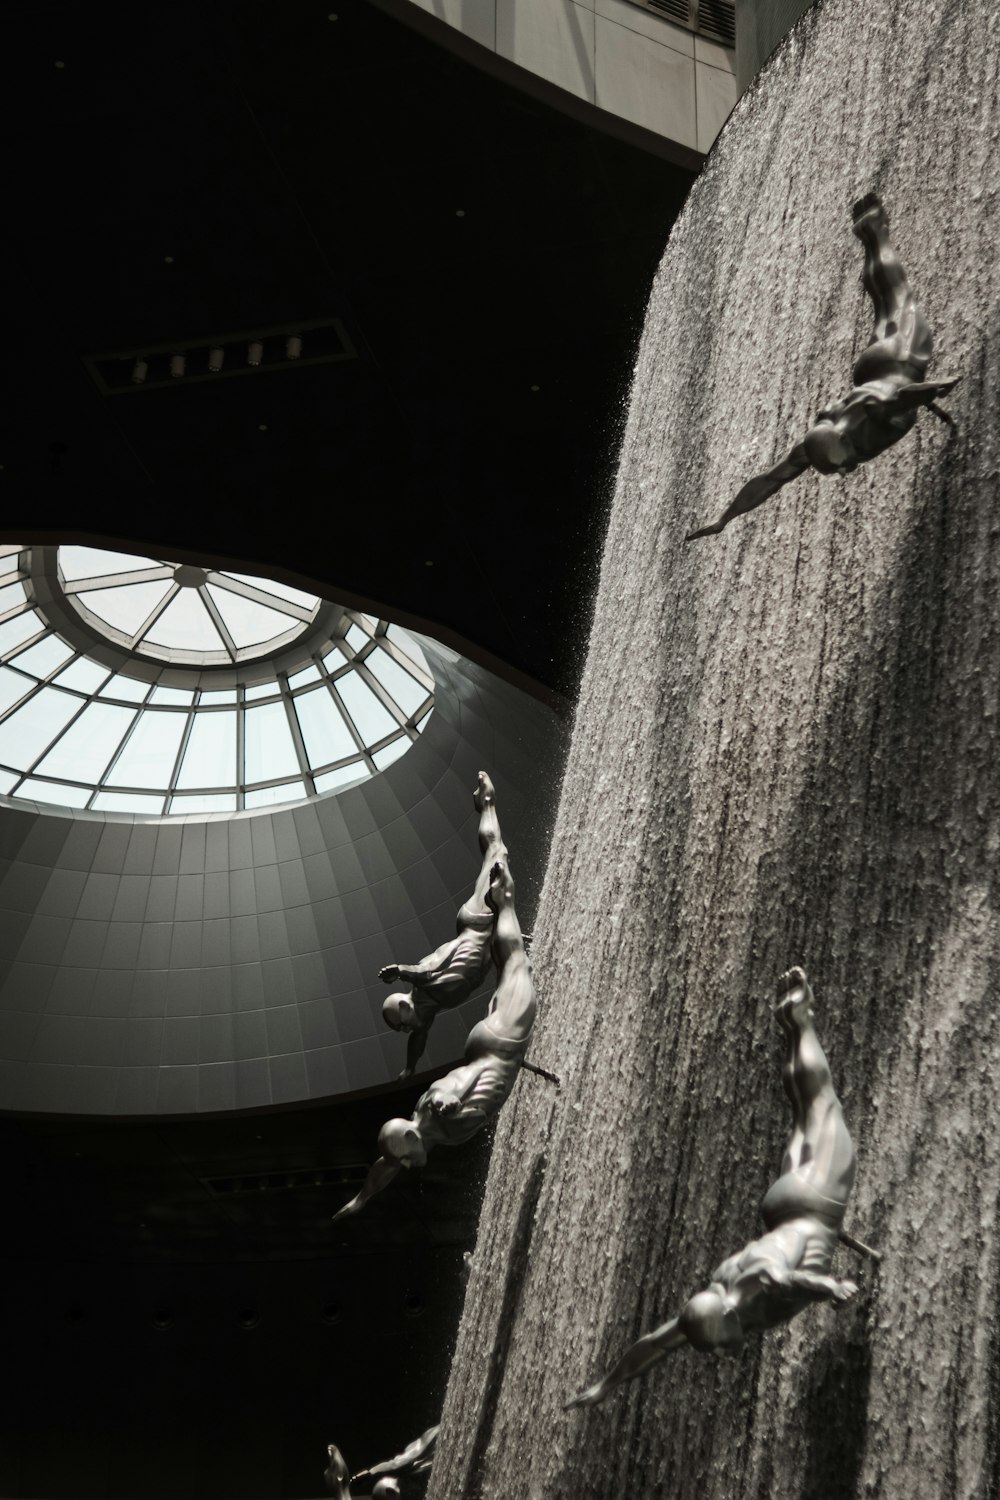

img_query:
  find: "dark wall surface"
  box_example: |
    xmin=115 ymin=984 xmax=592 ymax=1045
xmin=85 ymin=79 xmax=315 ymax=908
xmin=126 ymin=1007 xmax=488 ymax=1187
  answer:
xmin=0 ymin=637 xmax=562 ymax=1116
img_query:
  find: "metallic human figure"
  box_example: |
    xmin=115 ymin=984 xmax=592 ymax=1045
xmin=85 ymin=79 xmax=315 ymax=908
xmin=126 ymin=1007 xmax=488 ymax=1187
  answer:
xmin=333 ymin=855 xmax=534 ymax=1220
xmin=324 ymin=1443 xmax=400 ymax=1498
xmin=325 ymin=1443 xmax=352 ymax=1498
xmin=380 ymin=771 xmax=506 ymax=1078
xmin=567 ymin=967 xmax=857 ymax=1408
xmin=354 ymin=1425 xmax=439 ymax=1485
xmin=686 ymin=194 xmax=959 ymax=540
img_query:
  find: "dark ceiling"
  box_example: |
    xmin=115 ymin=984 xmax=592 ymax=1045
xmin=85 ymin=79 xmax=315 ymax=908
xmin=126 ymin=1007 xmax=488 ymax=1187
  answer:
xmin=0 ymin=0 xmax=694 ymax=700
xmin=0 ymin=5 xmax=694 ymax=1493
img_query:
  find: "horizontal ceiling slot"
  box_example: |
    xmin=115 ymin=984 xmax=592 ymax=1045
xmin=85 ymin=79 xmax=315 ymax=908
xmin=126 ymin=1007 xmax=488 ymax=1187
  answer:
xmin=203 ymin=1164 xmax=369 ymax=1196
xmin=84 ymin=316 xmax=357 ymax=395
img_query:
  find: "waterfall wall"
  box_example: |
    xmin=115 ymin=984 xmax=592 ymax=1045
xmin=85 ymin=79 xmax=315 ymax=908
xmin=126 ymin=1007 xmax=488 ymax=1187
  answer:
xmin=427 ymin=3 xmax=1000 ymax=1497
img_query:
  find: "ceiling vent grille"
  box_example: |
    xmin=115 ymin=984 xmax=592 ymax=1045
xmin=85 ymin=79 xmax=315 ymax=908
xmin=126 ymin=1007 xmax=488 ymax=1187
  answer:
xmin=84 ymin=316 xmax=357 ymax=395
xmin=634 ymin=0 xmax=736 ymax=47
xmin=644 ymin=0 xmax=690 ymax=24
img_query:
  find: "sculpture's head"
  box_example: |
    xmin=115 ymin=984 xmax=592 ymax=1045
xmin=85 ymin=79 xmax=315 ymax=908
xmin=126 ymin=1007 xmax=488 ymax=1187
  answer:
xmin=679 ymin=1291 xmax=744 ymax=1355
xmin=383 ymin=992 xmax=417 ymax=1032
xmin=378 ymin=1116 xmax=427 ymax=1169
xmin=804 ymin=419 xmax=855 ymax=474
xmin=372 ymin=1480 xmax=402 ymax=1499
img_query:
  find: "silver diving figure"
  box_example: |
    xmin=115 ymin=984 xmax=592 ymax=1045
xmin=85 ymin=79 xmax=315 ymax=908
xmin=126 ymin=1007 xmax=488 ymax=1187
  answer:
xmin=325 ymin=1443 xmax=401 ymax=1498
xmin=353 ymin=1425 xmax=439 ymax=1486
xmin=380 ymin=771 xmax=506 ymax=1078
xmin=333 ymin=853 xmax=534 ymax=1220
xmin=686 ymin=193 xmax=958 ymax=540
xmin=567 ymin=967 xmax=858 ymax=1408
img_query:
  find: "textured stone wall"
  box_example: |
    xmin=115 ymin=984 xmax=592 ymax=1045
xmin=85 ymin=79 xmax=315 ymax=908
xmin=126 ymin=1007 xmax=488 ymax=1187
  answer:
xmin=428 ymin=2 xmax=1000 ymax=1497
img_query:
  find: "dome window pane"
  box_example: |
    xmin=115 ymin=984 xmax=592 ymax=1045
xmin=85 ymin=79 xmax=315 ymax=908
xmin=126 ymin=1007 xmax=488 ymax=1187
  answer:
xmin=105 ymin=710 xmax=187 ymax=790
xmin=314 ymin=763 xmax=370 ymax=794
xmin=244 ymin=781 xmax=305 ymax=809
xmin=0 ymin=668 xmax=33 ymax=717
xmin=169 ymin=792 xmax=237 ymax=815
xmin=335 ymin=672 xmax=398 ymax=743
xmin=207 ymin=585 xmax=300 ymax=651
xmin=19 ymin=779 xmax=91 ymax=808
xmin=99 ymin=674 xmax=151 ymax=703
xmin=55 ymin=657 xmax=111 ymax=694
xmin=364 ymin=649 xmax=429 ymax=719
xmin=59 ymin=546 xmax=160 ymax=582
xmin=220 ymin=573 xmax=318 ymax=610
xmin=145 ymin=590 xmax=223 ymax=654
xmin=0 ymin=580 xmax=27 ymax=614
xmin=244 ymin=701 xmax=300 ymax=784
xmin=78 ymin=579 xmax=174 ymax=637
xmin=293 ymin=685 xmax=356 ymax=767
xmin=149 ymin=685 xmax=194 ymax=706
xmin=34 ymin=701 xmax=136 ymax=782
xmin=0 ymin=687 xmax=84 ymax=771
xmin=0 ymin=611 xmax=43 ymax=658
xmin=92 ymin=791 xmax=166 ymax=814
xmin=10 ymin=635 xmax=74 ymax=680
xmin=372 ymin=736 xmax=410 ymax=771
xmin=175 ymin=711 xmax=237 ymax=790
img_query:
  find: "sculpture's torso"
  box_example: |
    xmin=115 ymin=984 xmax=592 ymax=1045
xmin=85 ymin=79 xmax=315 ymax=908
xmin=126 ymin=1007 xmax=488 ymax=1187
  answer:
xmin=412 ymin=906 xmax=494 ymax=1015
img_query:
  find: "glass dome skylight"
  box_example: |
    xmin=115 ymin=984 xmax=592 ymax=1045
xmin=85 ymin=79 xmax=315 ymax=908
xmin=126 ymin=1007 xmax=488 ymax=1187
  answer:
xmin=60 ymin=545 xmax=322 ymax=665
xmin=0 ymin=545 xmax=434 ymax=817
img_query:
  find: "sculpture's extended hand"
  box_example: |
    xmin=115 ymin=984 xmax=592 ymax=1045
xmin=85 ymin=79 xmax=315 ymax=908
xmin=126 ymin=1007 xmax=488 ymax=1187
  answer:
xmin=774 ymin=1269 xmax=859 ymax=1304
xmin=379 ymin=964 xmax=400 ymax=983
xmin=428 ymin=1087 xmax=463 ymax=1116
xmin=331 ymin=1156 xmax=401 ymax=1221
xmin=686 ymin=442 xmax=811 ymax=541
xmin=565 ymin=1317 xmax=687 ymax=1410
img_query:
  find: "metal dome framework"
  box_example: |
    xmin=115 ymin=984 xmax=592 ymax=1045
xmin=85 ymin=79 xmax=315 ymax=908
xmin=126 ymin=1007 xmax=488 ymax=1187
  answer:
xmin=0 ymin=545 xmax=434 ymax=817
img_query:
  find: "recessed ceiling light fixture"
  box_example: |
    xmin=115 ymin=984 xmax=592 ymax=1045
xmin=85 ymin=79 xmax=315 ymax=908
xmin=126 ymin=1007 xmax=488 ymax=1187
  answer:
xmin=85 ymin=316 xmax=356 ymax=394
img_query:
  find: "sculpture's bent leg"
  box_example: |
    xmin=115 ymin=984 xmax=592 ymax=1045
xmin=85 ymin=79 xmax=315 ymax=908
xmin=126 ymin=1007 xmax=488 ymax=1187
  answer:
xmin=774 ymin=968 xmax=854 ymax=1202
xmin=851 ymin=193 xmax=932 ymax=380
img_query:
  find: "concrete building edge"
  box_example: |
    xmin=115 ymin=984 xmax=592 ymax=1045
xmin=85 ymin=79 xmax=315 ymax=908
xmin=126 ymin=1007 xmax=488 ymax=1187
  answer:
xmin=366 ymin=0 xmax=707 ymax=172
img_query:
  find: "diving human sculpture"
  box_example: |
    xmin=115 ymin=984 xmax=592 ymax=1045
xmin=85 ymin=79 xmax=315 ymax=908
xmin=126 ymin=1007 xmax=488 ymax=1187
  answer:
xmin=353 ymin=1425 xmax=439 ymax=1485
xmin=567 ymin=967 xmax=857 ymax=1407
xmin=380 ymin=771 xmax=505 ymax=1078
xmin=686 ymin=193 xmax=958 ymax=540
xmin=333 ymin=853 xmax=534 ymax=1219
xmin=324 ymin=1444 xmax=400 ymax=1498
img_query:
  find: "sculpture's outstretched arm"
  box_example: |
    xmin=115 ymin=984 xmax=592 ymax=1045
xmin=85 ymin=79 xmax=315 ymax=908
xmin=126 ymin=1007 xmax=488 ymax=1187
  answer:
xmin=565 ymin=1317 xmax=687 ymax=1409
xmin=894 ymin=375 xmax=961 ymax=411
xmin=379 ymin=937 xmax=462 ymax=987
xmin=400 ymin=1025 xmax=430 ymax=1079
xmin=685 ymin=442 xmax=811 ymax=541
xmin=331 ymin=1156 xmax=401 ymax=1221
xmin=781 ymin=1269 xmax=859 ymax=1304
xmin=354 ymin=1425 xmax=440 ymax=1482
